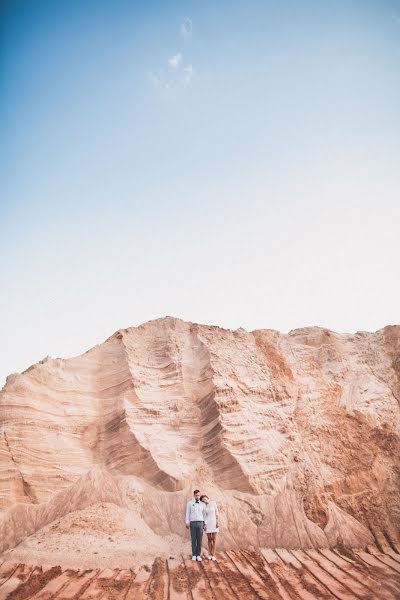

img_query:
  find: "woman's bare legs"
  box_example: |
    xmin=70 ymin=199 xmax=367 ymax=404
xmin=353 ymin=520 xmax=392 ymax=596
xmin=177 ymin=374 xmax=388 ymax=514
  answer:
xmin=211 ymin=533 xmax=217 ymax=557
xmin=207 ymin=533 xmax=213 ymax=557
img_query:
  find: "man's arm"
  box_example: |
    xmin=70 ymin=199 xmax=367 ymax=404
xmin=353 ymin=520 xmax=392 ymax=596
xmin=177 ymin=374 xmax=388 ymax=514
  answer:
xmin=185 ymin=501 xmax=190 ymax=527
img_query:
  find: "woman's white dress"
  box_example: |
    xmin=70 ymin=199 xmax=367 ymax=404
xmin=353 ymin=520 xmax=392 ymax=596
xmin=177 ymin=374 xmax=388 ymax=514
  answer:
xmin=205 ymin=501 xmax=219 ymax=533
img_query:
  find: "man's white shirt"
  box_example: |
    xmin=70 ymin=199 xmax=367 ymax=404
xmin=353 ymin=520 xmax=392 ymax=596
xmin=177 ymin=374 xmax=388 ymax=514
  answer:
xmin=186 ymin=499 xmax=206 ymax=524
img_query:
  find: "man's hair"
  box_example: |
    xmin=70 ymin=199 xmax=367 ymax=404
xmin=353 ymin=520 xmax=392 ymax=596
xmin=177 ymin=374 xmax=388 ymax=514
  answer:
xmin=193 ymin=489 xmax=200 ymax=495
xmin=200 ymin=495 xmax=208 ymax=502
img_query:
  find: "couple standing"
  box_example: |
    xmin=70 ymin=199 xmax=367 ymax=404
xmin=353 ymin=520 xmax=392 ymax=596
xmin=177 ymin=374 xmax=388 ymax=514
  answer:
xmin=185 ymin=489 xmax=219 ymax=561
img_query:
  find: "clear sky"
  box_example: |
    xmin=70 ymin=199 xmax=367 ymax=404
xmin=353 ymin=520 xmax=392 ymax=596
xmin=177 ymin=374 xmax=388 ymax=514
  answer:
xmin=1 ymin=0 xmax=400 ymax=387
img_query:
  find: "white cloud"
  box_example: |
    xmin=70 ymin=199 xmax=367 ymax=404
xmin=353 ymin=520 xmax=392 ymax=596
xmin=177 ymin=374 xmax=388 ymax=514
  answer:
xmin=148 ymin=71 xmax=172 ymax=93
xmin=149 ymin=19 xmax=195 ymax=97
xmin=182 ymin=64 xmax=194 ymax=86
xmin=168 ymin=53 xmax=182 ymax=69
xmin=149 ymin=63 xmax=194 ymax=96
xmin=180 ymin=18 xmax=192 ymax=38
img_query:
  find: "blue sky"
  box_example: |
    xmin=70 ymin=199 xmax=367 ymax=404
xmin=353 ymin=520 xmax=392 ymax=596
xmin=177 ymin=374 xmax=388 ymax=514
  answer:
xmin=1 ymin=0 xmax=400 ymax=385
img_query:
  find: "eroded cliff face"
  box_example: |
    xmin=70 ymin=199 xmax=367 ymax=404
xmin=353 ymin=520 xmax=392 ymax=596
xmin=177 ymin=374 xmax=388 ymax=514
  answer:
xmin=0 ymin=317 xmax=399 ymax=561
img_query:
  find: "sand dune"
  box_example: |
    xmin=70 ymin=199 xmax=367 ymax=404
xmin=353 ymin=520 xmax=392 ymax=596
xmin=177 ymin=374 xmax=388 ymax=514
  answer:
xmin=0 ymin=317 xmax=399 ymax=574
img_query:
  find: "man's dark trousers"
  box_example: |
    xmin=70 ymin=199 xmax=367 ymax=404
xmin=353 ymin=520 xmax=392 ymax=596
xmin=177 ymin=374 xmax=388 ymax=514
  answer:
xmin=190 ymin=521 xmax=203 ymax=556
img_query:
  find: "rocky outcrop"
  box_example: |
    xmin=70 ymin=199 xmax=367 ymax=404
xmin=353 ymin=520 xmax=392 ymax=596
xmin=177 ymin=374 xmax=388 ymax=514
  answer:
xmin=0 ymin=317 xmax=399 ymax=558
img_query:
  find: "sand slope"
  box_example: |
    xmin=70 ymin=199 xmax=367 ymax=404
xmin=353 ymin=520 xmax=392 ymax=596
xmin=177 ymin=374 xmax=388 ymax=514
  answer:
xmin=0 ymin=317 xmax=399 ymax=564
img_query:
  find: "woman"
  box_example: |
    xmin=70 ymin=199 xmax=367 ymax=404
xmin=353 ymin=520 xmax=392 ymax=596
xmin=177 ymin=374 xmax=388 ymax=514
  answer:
xmin=200 ymin=495 xmax=219 ymax=561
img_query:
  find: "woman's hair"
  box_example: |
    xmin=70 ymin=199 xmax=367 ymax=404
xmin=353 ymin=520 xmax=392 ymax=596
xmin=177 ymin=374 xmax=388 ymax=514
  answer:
xmin=200 ymin=495 xmax=208 ymax=502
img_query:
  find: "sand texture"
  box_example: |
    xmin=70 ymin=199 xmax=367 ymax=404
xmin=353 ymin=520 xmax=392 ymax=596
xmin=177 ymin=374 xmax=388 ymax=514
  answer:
xmin=1 ymin=545 xmax=400 ymax=600
xmin=0 ymin=317 xmax=399 ymax=579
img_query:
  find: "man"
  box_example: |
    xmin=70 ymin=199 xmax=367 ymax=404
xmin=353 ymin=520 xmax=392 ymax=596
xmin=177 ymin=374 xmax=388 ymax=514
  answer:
xmin=185 ymin=489 xmax=206 ymax=561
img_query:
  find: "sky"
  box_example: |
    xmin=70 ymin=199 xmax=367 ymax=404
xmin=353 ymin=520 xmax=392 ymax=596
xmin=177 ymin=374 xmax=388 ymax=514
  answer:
xmin=1 ymin=0 xmax=400 ymax=387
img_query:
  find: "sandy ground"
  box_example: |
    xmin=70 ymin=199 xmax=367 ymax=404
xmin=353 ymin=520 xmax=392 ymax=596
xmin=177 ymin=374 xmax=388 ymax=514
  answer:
xmin=2 ymin=503 xmax=399 ymax=599
xmin=1 ymin=503 xmax=187 ymax=570
xmin=1 ymin=545 xmax=400 ymax=600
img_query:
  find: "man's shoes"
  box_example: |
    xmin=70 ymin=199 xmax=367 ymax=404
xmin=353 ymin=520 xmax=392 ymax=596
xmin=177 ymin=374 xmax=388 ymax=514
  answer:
xmin=192 ymin=556 xmax=196 ymax=561
xmin=196 ymin=556 xmax=202 ymax=561
xmin=211 ymin=556 xmax=217 ymax=561
xmin=208 ymin=556 xmax=212 ymax=560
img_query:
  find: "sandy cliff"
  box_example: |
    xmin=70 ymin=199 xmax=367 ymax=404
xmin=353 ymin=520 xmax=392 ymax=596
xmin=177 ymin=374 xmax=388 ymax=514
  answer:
xmin=0 ymin=317 xmax=399 ymax=567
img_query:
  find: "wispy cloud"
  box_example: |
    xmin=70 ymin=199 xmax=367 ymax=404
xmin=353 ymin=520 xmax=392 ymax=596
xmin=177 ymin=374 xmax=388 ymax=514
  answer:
xmin=148 ymin=71 xmax=163 ymax=89
xmin=149 ymin=19 xmax=195 ymax=97
xmin=182 ymin=65 xmax=194 ymax=86
xmin=392 ymin=10 xmax=400 ymax=24
xmin=168 ymin=53 xmax=182 ymax=69
xmin=180 ymin=18 xmax=192 ymax=38
xmin=148 ymin=62 xmax=195 ymax=96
